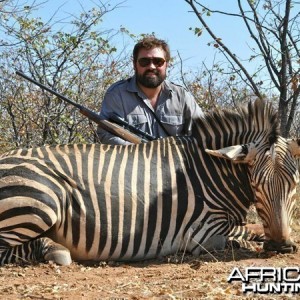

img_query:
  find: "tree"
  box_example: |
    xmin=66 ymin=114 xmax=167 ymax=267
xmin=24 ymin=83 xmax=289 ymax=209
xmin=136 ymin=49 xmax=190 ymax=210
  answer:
xmin=185 ymin=0 xmax=300 ymax=137
xmin=0 ymin=0 xmax=47 ymax=47
xmin=0 ymin=0 xmax=133 ymax=150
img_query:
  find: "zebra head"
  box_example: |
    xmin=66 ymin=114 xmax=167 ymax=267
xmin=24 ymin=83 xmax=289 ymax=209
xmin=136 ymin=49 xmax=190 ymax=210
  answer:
xmin=205 ymin=137 xmax=300 ymax=253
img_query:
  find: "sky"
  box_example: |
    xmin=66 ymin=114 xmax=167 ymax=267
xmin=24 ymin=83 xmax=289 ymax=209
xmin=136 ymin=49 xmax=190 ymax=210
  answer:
xmin=35 ymin=0 xmax=255 ymax=75
xmin=113 ymin=0 xmax=251 ymax=63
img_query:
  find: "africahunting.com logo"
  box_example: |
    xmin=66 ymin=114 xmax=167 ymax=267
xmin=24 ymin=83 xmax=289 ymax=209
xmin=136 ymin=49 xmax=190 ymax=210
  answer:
xmin=227 ymin=267 xmax=300 ymax=294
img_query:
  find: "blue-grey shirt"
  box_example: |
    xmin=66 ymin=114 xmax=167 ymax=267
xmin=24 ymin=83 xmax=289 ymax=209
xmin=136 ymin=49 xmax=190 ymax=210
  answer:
xmin=97 ymin=76 xmax=203 ymax=145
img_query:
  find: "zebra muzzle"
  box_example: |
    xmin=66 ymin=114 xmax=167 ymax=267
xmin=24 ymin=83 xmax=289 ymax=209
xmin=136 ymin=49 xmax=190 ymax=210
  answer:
xmin=263 ymin=240 xmax=298 ymax=254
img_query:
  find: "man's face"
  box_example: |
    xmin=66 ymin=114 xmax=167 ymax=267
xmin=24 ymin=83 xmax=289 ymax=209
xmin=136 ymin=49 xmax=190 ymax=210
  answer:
xmin=134 ymin=47 xmax=168 ymax=88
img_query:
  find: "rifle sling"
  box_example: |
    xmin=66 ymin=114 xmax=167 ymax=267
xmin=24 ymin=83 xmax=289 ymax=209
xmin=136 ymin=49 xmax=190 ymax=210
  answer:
xmin=137 ymin=98 xmax=169 ymax=138
xmin=149 ymin=108 xmax=170 ymax=138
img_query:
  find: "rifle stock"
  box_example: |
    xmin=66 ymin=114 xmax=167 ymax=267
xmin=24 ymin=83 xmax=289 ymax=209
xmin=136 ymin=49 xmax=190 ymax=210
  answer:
xmin=15 ymin=70 xmax=144 ymax=144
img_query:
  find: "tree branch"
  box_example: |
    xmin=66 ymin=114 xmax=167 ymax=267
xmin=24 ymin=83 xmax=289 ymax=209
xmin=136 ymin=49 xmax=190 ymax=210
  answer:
xmin=185 ymin=0 xmax=263 ymax=98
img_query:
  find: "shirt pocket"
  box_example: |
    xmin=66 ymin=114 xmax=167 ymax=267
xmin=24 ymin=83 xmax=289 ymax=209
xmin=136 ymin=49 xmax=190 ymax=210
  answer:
xmin=127 ymin=114 xmax=148 ymax=129
xmin=160 ymin=115 xmax=185 ymax=136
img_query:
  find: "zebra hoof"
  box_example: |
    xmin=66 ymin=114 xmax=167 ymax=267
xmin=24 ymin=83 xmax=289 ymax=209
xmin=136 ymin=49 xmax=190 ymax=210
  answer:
xmin=263 ymin=240 xmax=297 ymax=254
xmin=44 ymin=249 xmax=72 ymax=265
xmin=43 ymin=241 xmax=72 ymax=265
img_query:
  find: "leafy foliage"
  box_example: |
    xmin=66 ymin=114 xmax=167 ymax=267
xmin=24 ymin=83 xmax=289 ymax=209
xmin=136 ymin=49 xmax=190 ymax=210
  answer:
xmin=0 ymin=1 xmax=133 ymax=152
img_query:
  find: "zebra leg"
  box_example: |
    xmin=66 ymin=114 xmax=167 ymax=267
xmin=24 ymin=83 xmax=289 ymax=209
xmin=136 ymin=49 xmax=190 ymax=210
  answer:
xmin=199 ymin=235 xmax=228 ymax=252
xmin=227 ymin=224 xmax=265 ymax=251
xmin=0 ymin=193 xmax=71 ymax=265
xmin=0 ymin=237 xmax=72 ymax=265
xmin=187 ymin=232 xmax=228 ymax=254
xmin=187 ymin=224 xmax=265 ymax=255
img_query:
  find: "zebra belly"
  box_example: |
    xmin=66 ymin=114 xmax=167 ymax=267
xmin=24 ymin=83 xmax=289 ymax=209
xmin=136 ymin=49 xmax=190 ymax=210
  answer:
xmin=48 ymin=219 xmax=184 ymax=261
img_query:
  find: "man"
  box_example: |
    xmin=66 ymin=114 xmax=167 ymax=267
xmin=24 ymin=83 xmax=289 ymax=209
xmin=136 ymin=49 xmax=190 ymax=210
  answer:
xmin=97 ymin=35 xmax=203 ymax=145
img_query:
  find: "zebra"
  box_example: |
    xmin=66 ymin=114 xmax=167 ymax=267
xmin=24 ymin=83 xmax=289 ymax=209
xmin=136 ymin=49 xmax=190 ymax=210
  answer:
xmin=0 ymin=99 xmax=299 ymax=265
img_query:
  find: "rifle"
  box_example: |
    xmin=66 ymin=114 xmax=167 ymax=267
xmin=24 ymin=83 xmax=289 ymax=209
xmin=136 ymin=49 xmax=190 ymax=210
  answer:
xmin=15 ymin=70 xmax=146 ymax=144
xmin=109 ymin=114 xmax=156 ymax=141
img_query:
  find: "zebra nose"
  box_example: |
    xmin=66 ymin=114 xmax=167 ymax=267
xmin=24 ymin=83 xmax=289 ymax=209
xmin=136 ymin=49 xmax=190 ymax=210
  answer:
xmin=263 ymin=239 xmax=298 ymax=253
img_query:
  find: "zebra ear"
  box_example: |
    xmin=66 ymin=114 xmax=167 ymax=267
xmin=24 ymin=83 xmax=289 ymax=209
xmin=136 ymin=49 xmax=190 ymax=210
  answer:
xmin=205 ymin=143 xmax=257 ymax=164
xmin=287 ymin=138 xmax=300 ymax=157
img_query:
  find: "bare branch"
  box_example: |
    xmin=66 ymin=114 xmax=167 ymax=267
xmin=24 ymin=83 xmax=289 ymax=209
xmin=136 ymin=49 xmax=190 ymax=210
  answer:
xmin=185 ymin=0 xmax=263 ymax=98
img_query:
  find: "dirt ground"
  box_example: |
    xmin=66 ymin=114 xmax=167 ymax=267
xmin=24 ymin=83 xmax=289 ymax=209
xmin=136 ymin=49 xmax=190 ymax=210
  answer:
xmin=1 ymin=250 xmax=300 ymax=300
xmin=1 ymin=226 xmax=300 ymax=300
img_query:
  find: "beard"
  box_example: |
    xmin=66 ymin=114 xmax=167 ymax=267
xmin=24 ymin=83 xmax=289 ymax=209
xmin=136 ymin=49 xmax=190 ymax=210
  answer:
xmin=136 ymin=70 xmax=166 ymax=88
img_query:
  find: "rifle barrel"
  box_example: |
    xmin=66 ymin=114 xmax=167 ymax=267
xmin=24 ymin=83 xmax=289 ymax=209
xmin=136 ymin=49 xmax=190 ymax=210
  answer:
xmin=15 ymin=70 xmax=145 ymax=144
xmin=16 ymin=70 xmax=83 ymax=110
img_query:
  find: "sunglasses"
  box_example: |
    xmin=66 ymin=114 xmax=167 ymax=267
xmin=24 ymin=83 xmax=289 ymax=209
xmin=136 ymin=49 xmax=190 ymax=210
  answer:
xmin=137 ymin=57 xmax=166 ymax=67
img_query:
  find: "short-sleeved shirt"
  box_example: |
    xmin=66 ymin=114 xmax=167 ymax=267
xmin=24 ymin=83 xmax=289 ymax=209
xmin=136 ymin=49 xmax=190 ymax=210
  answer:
xmin=97 ymin=75 xmax=203 ymax=145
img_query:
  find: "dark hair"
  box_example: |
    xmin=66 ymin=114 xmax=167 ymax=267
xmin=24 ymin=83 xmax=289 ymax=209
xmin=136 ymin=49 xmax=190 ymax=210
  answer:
xmin=133 ymin=35 xmax=171 ymax=63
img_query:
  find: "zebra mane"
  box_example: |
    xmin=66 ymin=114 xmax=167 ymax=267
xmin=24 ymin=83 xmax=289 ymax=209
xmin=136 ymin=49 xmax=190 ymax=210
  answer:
xmin=193 ymin=98 xmax=280 ymax=148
